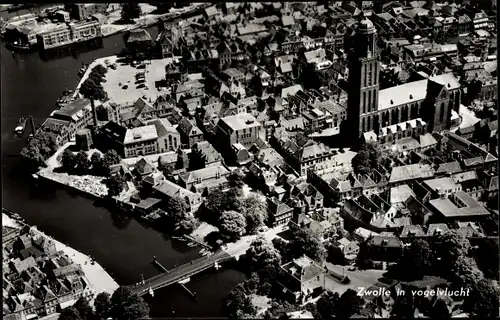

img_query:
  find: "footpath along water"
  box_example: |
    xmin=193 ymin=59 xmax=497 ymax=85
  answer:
xmin=1 ymin=25 xmax=247 ymax=317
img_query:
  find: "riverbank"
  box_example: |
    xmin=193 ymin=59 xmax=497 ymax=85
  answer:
xmin=2 ymin=213 xmax=119 ymax=296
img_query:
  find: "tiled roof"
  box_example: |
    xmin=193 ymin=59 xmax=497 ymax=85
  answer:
xmin=389 ymin=164 xmax=435 ymax=183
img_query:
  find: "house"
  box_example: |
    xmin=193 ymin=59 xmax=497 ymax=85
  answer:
xmin=267 ymin=197 xmax=294 ymax=227
xmin=216 ymin=113 xmax=262 ymax=150
xmin=278 ymin=255 xmax=326 ymax=304
xmin=191 ymin=141 xmax=222 ymax=168
xmin=428 ymin=191 xmax=490 ymax=222
xmin=336 ymin=237 xmax=360 ymax=261
xmin=145 ymin=118 xmax=180 ymax=153
xmin=152 ymin=180 xmax=202 ymax=213
xmin=366 ymin=236 xmax=403 ymax=262
xmin=177 ymin=117 xmax=204 ymax=148
xmin=389 ymin=164 xmax=435 ymax=186
xmin=178 ymin=165 xmax=230 ymax=193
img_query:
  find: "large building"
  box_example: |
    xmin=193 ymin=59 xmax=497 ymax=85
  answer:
xmin=216 ymin=113 xmax=262 ymax=149
xmin=344 ymin=18 xmax=462 ymax=141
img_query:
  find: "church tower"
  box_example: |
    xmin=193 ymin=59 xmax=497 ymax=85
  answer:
xmin=345 ymin=18 xmax=380 ymax=140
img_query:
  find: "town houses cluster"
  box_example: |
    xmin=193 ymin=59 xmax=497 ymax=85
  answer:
xmin=15 ymin=1 xmax=499 ymax=318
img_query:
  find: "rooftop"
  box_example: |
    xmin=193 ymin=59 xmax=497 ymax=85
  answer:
xmin=428 ymin=191 xmax=490 ymax=218
xmin=124 ymin=125 xmax=158 ymax=144
xmin=220 ymin=113 xmax=261 ymax=131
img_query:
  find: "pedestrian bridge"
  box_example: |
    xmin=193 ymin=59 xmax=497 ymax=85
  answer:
xmin=128 ymin=249 xmax=232 ymax=296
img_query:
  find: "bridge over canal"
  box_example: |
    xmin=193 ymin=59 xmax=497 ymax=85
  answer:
xmin=128 ymin=249 xmax=232 ymax=296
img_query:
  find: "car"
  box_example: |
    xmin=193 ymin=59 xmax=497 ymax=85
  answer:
xmin=348 ymin=266 xmax=356 ymax=271
xmin=122 ymin=85 xmax=128 ymax=89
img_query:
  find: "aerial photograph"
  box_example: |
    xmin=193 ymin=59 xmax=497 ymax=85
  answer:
xmin=1 ymin=1 xmax=498 ymax=320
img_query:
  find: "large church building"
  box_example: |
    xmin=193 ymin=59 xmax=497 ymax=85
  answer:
xmin=344 ymin=18 xmax=462 ymax=142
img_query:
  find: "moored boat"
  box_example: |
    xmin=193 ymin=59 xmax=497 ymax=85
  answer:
xmin=15 ymin=117 xmax=27 ymax=136
xmin=78 ymin=64 xmax=89 ymax=77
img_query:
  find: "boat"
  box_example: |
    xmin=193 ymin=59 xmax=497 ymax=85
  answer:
xmin=187 ymin=242 xmax=196 ymax=247
xmin=199 ymin=249 xmax=207 ymax=255
xmin=15 ymin=117 xmax=27 ymax=136
xmin=149 ymin=287 xmax=154 ymax=297
xmin=78 ymin=64 xmax=89 ymax=77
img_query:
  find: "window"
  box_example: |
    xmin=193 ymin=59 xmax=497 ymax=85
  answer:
xmin=363 ymin=92 xmax=366 ymax=114
xmin=368 ymin=63 xmax=373 ymax=86
xmin=368 ymin=90 xmax=372 ymax=113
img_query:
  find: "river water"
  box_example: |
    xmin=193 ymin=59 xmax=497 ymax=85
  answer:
xmin=1 ymin=25 xmax=245 ymax=317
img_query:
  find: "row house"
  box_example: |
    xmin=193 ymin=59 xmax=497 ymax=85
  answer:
xmin=278 ymin=134 xmax=337 ymax=176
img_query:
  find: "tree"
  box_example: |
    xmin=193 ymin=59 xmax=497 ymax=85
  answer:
xmin=59 ymin=306 xmax=82 ymax=320
xmin=242 ymin=196 xmax=268 ymax=234
xmin=74 ymin=297 xmax=94 ymax=320
xmin=163 ymin=196 xmax=199 ymax=235
xmin=20 ymin=131 xmax=58 ymax=172
xmin=226 ymin=285 xmax=256 ymax=319
xmin=316 ymin=290 xmax=340 ymax=320
xmin=449 ymin=256 xmax=484 ymax=287
xmin=94 ymin=292 xmax=112 ymax=319
xmin=473 ymin=238 xmax=499 ymax=280
xmin=435 ymin=230 xmax=471 ymax=261
xmin=75 ymin=151 xmax=91 ymax=175
xmin=80 ymin=77 xmax=107 ymax=126
xmin=111 ymin=286 xmax=150 ymax=320
xmin=102 ymin=149 xmax=121 ymax=173
xmin=61 ymin=149 xmax=77 ymax=173
xmin=105 ymin=175 xmax=125 ymax=197
xmin=289 ymin=225 xmax=326 ymax=262
xmin=327 ymin=244 xmax=346 ymax=265
xmin=351 ymin=142 xmax=388 ymax=176
xmin=202 ymin=188 xmax=243 ymax=225
xmin=336 ymin=289 xmax=364 ymax=318
xmin=219 ymin=210 xmax=247 ymax=241
xmin=121 ymin=3 xmax=141 ymax=23
xmin=264 ymin=301 xmax=297 ymax=319
xmin=398 ymin=239 xmax=433 ymax=280
xmin=272 ymin=237 xmax=292 ymax=262
xmin=246 ymin=236 xmax=282 ymax=272
xmin=463 ymin=279 xmax=500 ymax=318
xmin=91 ymin=152 xmax=105 ymax=176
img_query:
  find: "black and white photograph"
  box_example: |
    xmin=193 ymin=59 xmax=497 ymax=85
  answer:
xmin=1 ymin=1 xmax=498 ymax=319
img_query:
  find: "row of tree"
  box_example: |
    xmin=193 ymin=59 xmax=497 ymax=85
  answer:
xmin=59 ymin=287 xmax=149 ymax=320
xmin=61 ymin=149 xmax=121 ymax=177
xmin=79 ymin=64 xmax=108 ymax=121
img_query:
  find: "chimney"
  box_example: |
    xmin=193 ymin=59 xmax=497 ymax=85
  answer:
xmin=29 ymin=115 xmax=36 ymax=135
xmin=92 ymin=102 xmax=98 ymax=127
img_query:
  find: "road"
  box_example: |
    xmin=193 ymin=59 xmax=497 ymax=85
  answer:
xmin=223 ymin=225 xmax=288 ymax=258
xmin=324 ymin=263 xmax=385 ymax=295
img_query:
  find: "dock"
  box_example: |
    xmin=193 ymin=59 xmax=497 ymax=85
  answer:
xmin=184 ymin=235 xmax=212 ymax=251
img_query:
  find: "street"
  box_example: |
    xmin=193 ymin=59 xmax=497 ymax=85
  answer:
xmin=223 ymin=225 xmax=287 ymax=258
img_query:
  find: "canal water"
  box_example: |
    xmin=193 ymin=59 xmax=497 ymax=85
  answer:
xmin=1 ymin=26 xmax=245 ymax=317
